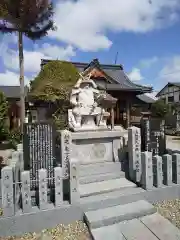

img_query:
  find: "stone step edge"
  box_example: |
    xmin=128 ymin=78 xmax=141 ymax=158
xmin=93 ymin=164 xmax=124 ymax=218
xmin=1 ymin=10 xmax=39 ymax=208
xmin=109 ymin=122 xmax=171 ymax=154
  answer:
xmin=80 ymin=161 xmax=121 ymax=168
xmin=84 ymin=200 xmax=156 ymax=229
xmin=79 ymin=162 xmax=122 ymax=176
xmin=80 ymin=187 xmax=145 ymax=211
xmin=91 ymin=224 xmax=125 ymax=240
xmin=80 ymin=179 xmax=136 ymax=198
xmin=79 ymin=171 xmax=125 ymax=184
xmin=81 ymin=183 xmax=180 ymax=212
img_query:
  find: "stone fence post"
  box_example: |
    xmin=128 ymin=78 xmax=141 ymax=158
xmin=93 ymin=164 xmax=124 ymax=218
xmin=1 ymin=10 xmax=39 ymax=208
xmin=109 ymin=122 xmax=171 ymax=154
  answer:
xmin=152 ymin=155 xmax=163 ymax=188
xmin=17 ymin=143 xmax=24 ymax=171
xmin=162 ymin=154 xmax=173 ymax=186
xmin=128 ymin=126 xmax=141 ymax=182
xmin=54 ymin=167 xmax=63 ymax=207
xmin=172 ymin=153 xmax=180 ymax=184
xmin=1 ymin=166 xmax=14 ymax=217
xmin=70 ymin=158 xmax=80 ymax=204
xmin=141 ymin=152 xmax=153 ymax=190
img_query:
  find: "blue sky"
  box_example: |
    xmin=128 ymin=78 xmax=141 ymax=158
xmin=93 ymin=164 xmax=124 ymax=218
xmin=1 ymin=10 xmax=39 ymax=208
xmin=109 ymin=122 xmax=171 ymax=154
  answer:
xmin=1 ymin=0 xmax=180 ymax=92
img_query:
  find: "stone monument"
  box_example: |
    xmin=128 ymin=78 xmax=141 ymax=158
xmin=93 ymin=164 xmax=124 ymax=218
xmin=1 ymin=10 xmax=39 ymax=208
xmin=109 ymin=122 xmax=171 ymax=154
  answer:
xmin=68 ymin=74 xmax=117 ymax=131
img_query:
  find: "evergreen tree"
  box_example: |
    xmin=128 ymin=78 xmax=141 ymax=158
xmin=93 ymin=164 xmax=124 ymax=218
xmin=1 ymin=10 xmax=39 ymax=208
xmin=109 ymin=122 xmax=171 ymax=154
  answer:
xmin=0 ymin=91 xmax=8 ymax=142
xmin=0 ymin=0 xmax=55 ymax=132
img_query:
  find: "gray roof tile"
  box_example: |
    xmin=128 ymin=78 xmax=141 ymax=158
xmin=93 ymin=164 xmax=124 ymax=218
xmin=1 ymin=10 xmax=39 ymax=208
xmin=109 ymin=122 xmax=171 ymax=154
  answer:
xmin=41 ymin=58 xmax=152 ymax=93
xmin=0 ymin=86 xmax=28 ymax=98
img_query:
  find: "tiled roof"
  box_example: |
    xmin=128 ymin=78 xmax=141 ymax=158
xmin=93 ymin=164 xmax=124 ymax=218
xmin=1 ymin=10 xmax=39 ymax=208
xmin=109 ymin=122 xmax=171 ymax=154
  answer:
xmin=157 ymin=82 xmax=180 ymax=97
xmin=0 ymin=86 xmax=28 ymax=98
xmin=137 ymin=93 xmax=157 ymax=103
xmin=104 ymin=68 xmax=151 ymax=91
xmin=169 ymin=82 xmax=180 ymax=87
xmin=41 ymin=58 xmax=152 ymax=93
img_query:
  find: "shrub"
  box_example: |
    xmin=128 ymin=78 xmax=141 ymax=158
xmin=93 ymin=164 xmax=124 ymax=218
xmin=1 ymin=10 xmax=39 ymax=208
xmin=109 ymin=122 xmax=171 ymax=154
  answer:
xmin=0 ymin=91 xmax=9 ymax=142
xmin=8 ymin=128 xmax=22 ymax=149
xmin=151 ymin=100 xmax=171 ymax=118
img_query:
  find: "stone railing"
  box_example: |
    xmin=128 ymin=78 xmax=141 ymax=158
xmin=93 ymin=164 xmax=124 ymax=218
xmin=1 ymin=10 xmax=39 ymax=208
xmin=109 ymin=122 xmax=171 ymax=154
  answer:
xmin=1 ymin=166 xmax=65 ymax=217
xmin=128 ymin=126 xmax=180 ymax=190
xmin=0 ymin=141 xmax=80 ymax=218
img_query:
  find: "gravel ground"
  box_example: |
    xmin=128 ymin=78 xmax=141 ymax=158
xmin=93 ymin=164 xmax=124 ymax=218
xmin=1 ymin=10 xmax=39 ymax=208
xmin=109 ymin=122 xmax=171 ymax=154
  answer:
xmin=154 ymin=199 xmax=180 ymax=229
xmin=0 ymin=221 xmax=92 ymax=240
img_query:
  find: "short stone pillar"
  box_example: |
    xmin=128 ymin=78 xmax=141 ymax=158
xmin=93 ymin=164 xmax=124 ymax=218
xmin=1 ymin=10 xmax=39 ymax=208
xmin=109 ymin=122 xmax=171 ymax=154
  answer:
xmin=21 ymin=171 xmax=32 ymax=213
xmin=141 ymin=152 xmax=153 ymax=190
xmin=176 ymin=113 xmax=180 ymax=131
xmin=128 ymin=127 xmax=142 ymax=182
xmin=1 ymin=166 xmax=14 ymax=217
xmin=17 ymin=143 xmax=23 ymax=152
xmin=38 ymin=169 xmax=48 ymax=210
xmin=152 ymin=155 xmax=163 ymax=188
xmin=61 ymin=130 xmax=72 ymax=179
xmin=162 ymin=154 xmax=173 ymax=186
xmin=172 ymin=153 xmax=180 ymax=184
xmin=54 ymin=167 xmax=63 ymax=207
xmin=70 ymin=158 xmax=80 ymax=204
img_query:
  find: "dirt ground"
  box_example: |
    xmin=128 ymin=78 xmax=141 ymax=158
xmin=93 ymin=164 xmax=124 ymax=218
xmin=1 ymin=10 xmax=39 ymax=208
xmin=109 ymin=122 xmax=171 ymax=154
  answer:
xmin=0 ymin=221 xmax=92 ymax=240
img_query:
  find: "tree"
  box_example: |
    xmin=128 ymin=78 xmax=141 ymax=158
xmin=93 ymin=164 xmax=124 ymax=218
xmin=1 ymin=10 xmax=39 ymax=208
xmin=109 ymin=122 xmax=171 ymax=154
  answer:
xmin=29 ymin=60 xmax=80 ymax=129
xmin=0 ymin=91 xmax=8 ymax=142
xmin=150 ymin=99 xmax=171 ymax=118
xmin=0 ymin=0 xmax=55 ymax=133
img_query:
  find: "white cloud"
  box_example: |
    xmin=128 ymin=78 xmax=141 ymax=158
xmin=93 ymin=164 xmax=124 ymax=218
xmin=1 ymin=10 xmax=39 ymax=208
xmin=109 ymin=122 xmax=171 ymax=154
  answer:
xmin=159 ymin=55 xmax=180 ymax=82
xmin=140 ymin=56 xmax=159 ymax=68
xmin=0 ymin=71 xmax=29 ymax=86
xmin=40 ymin=43 xmax=76 ymax=59
xmin=49 ymin=0 xmax=180 ymax=51
xmin=0 ymin=33 xmax=76 ymax=86
xmin=2 ymin=43 xmax=76 ymax=73
xmin=128 ymin=68 xmax=144 ymax=81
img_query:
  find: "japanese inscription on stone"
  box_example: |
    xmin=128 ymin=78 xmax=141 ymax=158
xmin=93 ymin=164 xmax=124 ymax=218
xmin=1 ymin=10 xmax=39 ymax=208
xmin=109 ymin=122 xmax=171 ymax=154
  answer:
xmin=61 ymin=130 xmax=71 ymax=178
xmin=134 ymin=129 xmax=141 ymax=182
xmin=23 ymin=123 xmax=55 ymax=189
xmin=145 ymin=119 xmax=150 ymax=151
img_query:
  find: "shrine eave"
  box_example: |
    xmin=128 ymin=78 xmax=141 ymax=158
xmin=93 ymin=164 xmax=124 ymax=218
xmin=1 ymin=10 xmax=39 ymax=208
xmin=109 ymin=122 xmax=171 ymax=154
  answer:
xmin=98 ymin=83 xmax=152 ymax=93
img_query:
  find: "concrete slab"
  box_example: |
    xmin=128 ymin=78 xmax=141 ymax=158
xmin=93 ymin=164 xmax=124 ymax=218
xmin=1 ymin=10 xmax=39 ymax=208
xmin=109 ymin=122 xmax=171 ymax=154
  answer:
xmin=79 ymin=162 xmax=122 ymax=176
xmin=85 ymin=200 xmax=156 ymax=229
xmin=119 ymin=218 xmax=158 ymax=240
xmin=141 ymin=212 xmax=180 ymax=240
xmin=91 ymin=224 xmax=125 ymax=240
xmin=0 ymin=204 xmax=83 ymax=237
xmin=79 ymin=171 xmax=125 ymax=184
xmin=80 ymin=178 xmax=136 ymax=198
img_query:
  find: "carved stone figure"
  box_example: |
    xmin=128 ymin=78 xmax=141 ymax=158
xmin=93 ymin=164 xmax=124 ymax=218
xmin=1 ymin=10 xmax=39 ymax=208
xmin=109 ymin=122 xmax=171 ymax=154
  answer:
xmin=68 ymin=74 xmax=110 ymax=131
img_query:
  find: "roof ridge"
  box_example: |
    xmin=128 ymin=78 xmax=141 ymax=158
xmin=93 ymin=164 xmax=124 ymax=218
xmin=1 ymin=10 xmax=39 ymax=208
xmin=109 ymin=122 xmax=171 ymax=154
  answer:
xmin=41 ymin=58 xmax=123 ymax=70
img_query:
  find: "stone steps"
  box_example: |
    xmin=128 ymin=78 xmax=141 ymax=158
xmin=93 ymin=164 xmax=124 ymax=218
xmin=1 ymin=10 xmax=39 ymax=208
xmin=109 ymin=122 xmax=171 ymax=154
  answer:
xmin=80 ymin=187 xmax=145 ymax=211
xmin=79 ymin=162 xmax=122 ymax=177
xmin=91 ymin=213 xmax=180 ymax=240
xmin=91 ymin=218 xmax=159 ymax=240
xmin=79 ymin=171 xmax=125 ymax=184
xmin=85 ymin=200 xmax=156 ymax=229
xmin=79 ymin=178 xmax=136 ymax=198
xmin=141 ymin=212 xmax=180 ymax=239
xmin=91 ymin=224 xmax=126 ymax=240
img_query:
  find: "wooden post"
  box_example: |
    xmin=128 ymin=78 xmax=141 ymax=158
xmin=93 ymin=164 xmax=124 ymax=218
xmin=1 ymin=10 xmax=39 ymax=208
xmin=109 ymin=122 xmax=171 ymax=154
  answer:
xmin=111 ymin=107 xmax=114 ymax=130
xmin=126 ymin=101 xmax=131 ymax=128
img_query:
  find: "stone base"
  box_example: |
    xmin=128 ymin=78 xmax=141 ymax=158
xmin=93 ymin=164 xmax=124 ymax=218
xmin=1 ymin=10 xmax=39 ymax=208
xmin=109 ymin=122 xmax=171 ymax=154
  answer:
xmin=72 ymin=125 xmax=108 ymax=132
xmin=70 ymin=130 xmax=127 ymax=165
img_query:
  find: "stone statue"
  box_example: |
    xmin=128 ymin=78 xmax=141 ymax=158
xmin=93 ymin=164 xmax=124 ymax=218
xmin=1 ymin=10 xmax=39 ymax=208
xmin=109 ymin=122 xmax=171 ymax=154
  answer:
xmin=68 ymin=74 xmax=110 ymax=131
